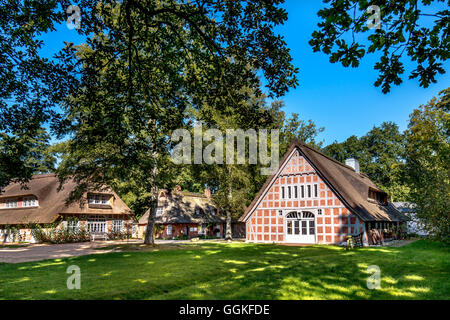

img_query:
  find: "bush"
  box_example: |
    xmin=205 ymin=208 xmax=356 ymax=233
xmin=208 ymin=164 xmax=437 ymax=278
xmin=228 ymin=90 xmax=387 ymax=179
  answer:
xmin=31 ymin=224 xmax=90 ymax=244
xmin=107 ymin=229 xmax=132 ymax=240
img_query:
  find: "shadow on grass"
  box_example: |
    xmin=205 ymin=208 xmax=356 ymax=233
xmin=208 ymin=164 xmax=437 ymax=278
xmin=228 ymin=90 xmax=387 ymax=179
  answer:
xmin=0 ymin=240 xmax=448 ymax=300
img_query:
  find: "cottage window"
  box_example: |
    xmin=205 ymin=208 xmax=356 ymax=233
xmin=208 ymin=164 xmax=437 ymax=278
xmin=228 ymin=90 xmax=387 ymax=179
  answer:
xmin=88 ymin=194 xmax=110 ymax=205
xmin=5 ymin=199 xmax=18 ymax=208
xmin=23 ymin=197 xmax=37 ymax=207
xmin=87 ymin=215 xmax=107 ymax=233
xmin=112 ymin=220 xmax=123 ymax=233
xmin=156 ymin=207 xmax=163 ymax=217
xmin=190 ymin=227 xmax=197 ymax=232
xmin=67 ymin=220 xmax=79 ymax=232
xmin=167 ymin=225 xmax=172 ymax=235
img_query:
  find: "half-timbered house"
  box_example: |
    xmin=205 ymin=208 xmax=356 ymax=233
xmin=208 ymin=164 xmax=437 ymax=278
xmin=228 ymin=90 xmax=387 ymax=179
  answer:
xmin=239 ymin=140 xmax=408 ymax=245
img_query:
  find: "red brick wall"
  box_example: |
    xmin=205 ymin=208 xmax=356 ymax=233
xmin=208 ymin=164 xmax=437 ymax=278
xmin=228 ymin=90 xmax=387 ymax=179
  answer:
xmin=246 ymin=149 xmax=365 ymax=244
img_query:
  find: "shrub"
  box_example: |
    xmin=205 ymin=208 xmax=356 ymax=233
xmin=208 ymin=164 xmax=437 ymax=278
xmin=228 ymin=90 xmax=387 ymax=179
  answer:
xmin=31 ymin=224 xmax=90 ymax=244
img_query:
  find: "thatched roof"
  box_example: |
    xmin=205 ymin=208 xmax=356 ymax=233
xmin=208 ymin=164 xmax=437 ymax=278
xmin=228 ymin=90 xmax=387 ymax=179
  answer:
xmin=0 ymin=174 xmax=134 ymax=225
xmin=138 ymin=190 xmax=225 ymax=225
xmin=240 ymin=140 xmax=408 ymax=223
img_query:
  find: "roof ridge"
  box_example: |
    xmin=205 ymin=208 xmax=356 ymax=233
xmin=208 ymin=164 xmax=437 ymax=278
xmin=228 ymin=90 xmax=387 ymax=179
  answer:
xmin=31 ymin=173 xmax=57 ymax=179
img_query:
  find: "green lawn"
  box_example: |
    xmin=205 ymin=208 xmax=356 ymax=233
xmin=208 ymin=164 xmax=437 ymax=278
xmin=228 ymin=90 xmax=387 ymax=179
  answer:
xmin=0 ymin=240 xmax=448 ymax=299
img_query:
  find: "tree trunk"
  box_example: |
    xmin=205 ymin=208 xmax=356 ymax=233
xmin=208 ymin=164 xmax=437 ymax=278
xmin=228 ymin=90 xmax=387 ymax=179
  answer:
xmin=225 ymin=210 xmax=232 ymax=241
xmin=144 ymin=186 xmax=159 ymax=245
xmin=225 ymin=165 xmax=233 ymax=241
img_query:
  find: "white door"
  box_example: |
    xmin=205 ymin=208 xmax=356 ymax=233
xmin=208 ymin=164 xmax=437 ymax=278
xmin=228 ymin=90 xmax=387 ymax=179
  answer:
xmin=285 ymin=211 xmax=316 ymax=243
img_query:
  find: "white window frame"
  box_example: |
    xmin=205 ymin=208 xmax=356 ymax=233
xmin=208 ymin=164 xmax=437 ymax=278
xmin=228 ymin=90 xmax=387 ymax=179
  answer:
xmin=87 ymin=215 xmax=107 ymax=233
xmin=5 ymin=199 xmax=18 ymax=208
xmin=66 ymin=220 xmax=80 ymax=232
xmin=23 ymin=196 xmax=38 ymax=207
xmin=88 ymin=194 xmax=110 ymax=205
xmin=156 ymin=207 xmax=163 ymax=217
xmin=112 ymin=220 xmax=123 ymax=233
xmin=167 ymin=225 xmax=172 ymax=235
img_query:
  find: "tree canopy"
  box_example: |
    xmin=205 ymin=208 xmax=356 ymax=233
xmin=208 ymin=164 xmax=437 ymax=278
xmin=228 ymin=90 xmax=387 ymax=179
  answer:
xmin=310 ymin=0 xmax=449 ymax=93
xmin=404 ymin=87 xmax=449 ymax=241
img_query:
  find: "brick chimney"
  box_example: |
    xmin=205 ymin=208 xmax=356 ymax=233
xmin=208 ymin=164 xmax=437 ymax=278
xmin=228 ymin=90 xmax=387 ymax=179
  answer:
xmin=204 ymin=188 xmax=211 ymax=198
xmin=345 ymin=158 xmax=360 ymax=174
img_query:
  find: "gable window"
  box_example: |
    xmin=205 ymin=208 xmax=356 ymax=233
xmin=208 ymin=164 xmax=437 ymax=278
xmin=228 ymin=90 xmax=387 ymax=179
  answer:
xmin=307 ymin=185 xmax=311 ymax=198
xmin=23 ymin=196 xmax=37 ymax=207
xmin=281 ymin=187 xmax=285 ymax=199
xmin=156 ymin=207 xmax=163 ymax=217
xmin=112 ymin=220 xmax=123 ymax=233
xmin=301 ymin=186 xmax=305 ymax=198
xmin=294 ymin=186 xmax=298 ymax=199
xmin=5 ymin=199 xmax=18 ymax=208
xmin=88 ymin=194 xmax=110 ymax=205
xmin=67 ymin=220 xmax=79 ymax=232
xmin=314 ymin=184 xmax=318 ymax=198
xmin=288 ymin=186 xmax=291 ymax=199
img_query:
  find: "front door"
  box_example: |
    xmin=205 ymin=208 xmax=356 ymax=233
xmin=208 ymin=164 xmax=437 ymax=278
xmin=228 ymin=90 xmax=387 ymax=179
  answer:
xmin=285 ymin=211 xmax=316 ymax=243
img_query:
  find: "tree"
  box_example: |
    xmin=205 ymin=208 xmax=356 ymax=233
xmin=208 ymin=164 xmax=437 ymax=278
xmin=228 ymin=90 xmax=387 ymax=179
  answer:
xmin=55 ymin=0 xmax=298 ymax=245
xmin=279 ymin=112 xmax=325 ymax=155
xmin=188 ymin=83 xmax=282 ymax=240
xmin=404 ymin=87 xmax=449 ymax=241
xmin=310 ymin=0 xmax=449 ymax=93
xmin=0 ymin=127 xmax=56 ymax=190
xmin=0 ymin=1 xmax=73 ymax=190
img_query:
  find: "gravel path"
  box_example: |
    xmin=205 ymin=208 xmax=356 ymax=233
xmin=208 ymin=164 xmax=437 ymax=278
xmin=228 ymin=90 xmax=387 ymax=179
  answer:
xmin=0 ymin=240 xmax=143 ymax=263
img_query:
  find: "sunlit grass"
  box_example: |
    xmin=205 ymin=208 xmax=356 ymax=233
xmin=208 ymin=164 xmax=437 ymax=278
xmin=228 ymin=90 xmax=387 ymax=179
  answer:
xmin=0 ymin=240 xmax=448 ymax=300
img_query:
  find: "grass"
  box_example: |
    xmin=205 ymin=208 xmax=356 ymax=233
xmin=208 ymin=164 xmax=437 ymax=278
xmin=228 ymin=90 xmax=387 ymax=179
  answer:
xmin=0 ymin=243 xmax=29 ymax=248
xmin=0 ymin=240 xmax=448 ymax=300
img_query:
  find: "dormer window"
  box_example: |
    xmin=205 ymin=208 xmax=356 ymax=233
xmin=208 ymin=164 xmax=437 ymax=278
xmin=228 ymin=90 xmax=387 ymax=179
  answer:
xmin=23 ymin=196 xmax=37 ymax=207
xmin=156 ymin=207 xmax=163 ymax=217
xmin=5 ymin=199 xmax=17 ymax=208
xmin=88 ymin=194 xmax=110 ymax=205
xmin=368 ymin=189 xmax=387 ymax=205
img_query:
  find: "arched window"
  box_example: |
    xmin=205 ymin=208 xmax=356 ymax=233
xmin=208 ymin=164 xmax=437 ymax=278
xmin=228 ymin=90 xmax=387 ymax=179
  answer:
xmin=285 ymin=211 xmax=300 ymax=219
xmin=303 ymin=211 xmax=315 ymax=219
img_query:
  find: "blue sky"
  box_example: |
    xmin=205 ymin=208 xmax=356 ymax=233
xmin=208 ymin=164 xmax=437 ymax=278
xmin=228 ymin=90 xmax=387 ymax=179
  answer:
xmin=275 ymin=1 xmax=449 ymax=145
xmin=40 ymin=1 xmax=449 ymax=146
